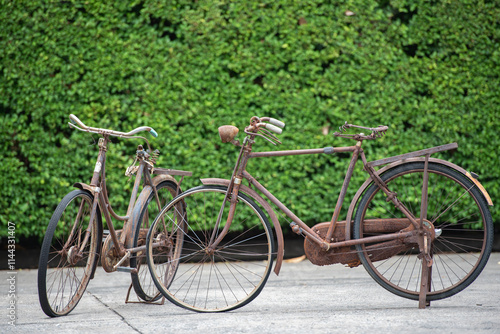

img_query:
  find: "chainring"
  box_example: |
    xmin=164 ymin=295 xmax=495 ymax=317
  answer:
xmin=101 ymin=230 xmax=125 ymax=273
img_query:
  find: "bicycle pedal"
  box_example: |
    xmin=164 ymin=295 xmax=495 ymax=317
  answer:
xmin=115 ymin=266 xmax=138 ymax=274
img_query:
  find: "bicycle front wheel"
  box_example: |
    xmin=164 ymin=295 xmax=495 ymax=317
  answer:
xmin=38 ymin=190 xmax=101 ymax=317
xmin=130 ymin=180 xmax=180 ymax=302
xmin=146 ymin=185 xmax=275 ymax=312
xmin=354 ymin=162 xmax=493 ymax=301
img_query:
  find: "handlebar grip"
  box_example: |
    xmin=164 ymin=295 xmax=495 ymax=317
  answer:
xmin=265 ymin=123 xmax=283 ymax=134
xmin=376 ymin=125 xmax=389 ymax=132
xmin=69 ymin=114 xmax=86 ymax=128
xmin=149 ymin=128 xmax=158 ymax=138
xmin=269 ymin=118 xmax=285 ymax=128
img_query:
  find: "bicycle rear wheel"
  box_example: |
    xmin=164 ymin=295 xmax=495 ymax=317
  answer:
xmin=354 ymin=162 xmax=493 ymax=301
xmin=38 ymin=190 xmax=101 ymax=317
xmin=130 ymin=180 xmax=180 ymax=301
xmin=146 ymin=185 xmax=275 ymax=312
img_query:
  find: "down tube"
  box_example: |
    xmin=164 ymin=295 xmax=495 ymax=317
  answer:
xmin=242 ymin=171 xmax=324 ymax=244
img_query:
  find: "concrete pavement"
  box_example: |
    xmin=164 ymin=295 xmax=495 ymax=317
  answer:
xmin=2 ymin=253 xmax=500 ymax=334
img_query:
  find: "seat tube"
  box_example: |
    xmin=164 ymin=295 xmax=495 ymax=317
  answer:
xmin=326 ymin=141 xmax=362 ymax=242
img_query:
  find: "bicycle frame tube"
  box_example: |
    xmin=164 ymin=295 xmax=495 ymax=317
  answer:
xmin=248 ymin=144 xmax=359 ymax=244
xmin=74 ymin=137 xmax=110 ymax=256
xmin=207 ymin=142 xmax=355 ymax=249
xmin=210 ymin=133 xmax=440 ymax=253
xmin=91 ymin=136 xmax=125 ymax=256
xmin=101 ymin=152 xmax=128 ymax=222
xmin=242 ymin=163 xmax=420 ymax=251
xmin=247 ymin=146 xmax=357 ymax=158
xmin=325 ymin=141 xmax=362 ymax=242
xmin=116 ymin=162 xmax=145 ymax=247
xmin=233 ymin=140 xmax=425 ymax=251
xmin=242 ymin=170 xmax=322 ymax=243
xmin=79 ymin=135 xmax=152 ymax=258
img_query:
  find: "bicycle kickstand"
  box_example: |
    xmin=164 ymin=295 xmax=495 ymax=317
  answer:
xmin=418 ymin=249 xmax=433 ymax=309
xmin=418 ymin=154 xmax=432 ymax=309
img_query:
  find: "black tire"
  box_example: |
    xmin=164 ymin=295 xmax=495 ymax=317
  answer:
xmin=146 ymin=185 xmax=275 ymax=312
xmin=130 ymin=180 xmax=180 ymax=301
xmin=38 ymin=190 xmax=101 ymax=317
xmin=354 ymin=162 xmax=493 ymax=301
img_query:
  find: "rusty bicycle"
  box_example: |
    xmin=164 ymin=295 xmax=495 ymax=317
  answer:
xmin=145 ymin=116 xmax=493 ymax=312
xmin=38 ymin=114 xmax=191 ymax=317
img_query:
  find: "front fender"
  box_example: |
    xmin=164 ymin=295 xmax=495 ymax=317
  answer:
xmin=72 ymin=183 xmax=103 ymax=279
xmin=200 ymin=178 xmax=285 ymax=276
xmin=73 ymin=182 xmax=94 ymax=193
xmin=345 ymin=157 xmax=493 ymax=240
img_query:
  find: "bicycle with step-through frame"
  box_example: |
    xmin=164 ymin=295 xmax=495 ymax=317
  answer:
xmin=38 ymin=114 xmax=191 ymax=317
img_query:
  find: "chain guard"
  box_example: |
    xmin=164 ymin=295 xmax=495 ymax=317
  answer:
xmin=304 ymin=219 xmax=416 ymax=267
xmin=304 ymin=221 xmax=358 ymax=267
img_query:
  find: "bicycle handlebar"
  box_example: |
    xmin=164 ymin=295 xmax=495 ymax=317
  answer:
xmin=68 ymin=114 xmax=158 ymax=138
xmin=335 ymin=122 xmax=389 ymax=140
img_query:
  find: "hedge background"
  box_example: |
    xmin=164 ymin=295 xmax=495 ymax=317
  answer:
xmin=1 ymin=0 xmax=499 ymax=245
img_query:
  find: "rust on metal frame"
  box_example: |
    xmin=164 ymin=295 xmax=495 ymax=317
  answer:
xmin=305 ymin=218 xmax=415 ymax=267
xmin=325 ymin=141 xmax=362 ymax=243
xmin=248 ymin=146 xmax=356 ymax=158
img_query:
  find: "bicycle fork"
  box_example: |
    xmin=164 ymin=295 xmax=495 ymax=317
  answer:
xmin=207 ymin=143 xmax=249 ymax=252
xmin=207 ymin=179 xmax=242 ymax=254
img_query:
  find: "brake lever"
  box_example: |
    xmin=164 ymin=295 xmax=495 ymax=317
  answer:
xmin=259 ymin=128 xmax=282 ymax=144
xmin=244 ymin=130 xmax=278 ymax=145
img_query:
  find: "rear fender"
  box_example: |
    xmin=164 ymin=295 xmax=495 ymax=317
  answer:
xmin=126 ymin=174 xmax=180 ymax=249
xmin=74 ymin=175 xmax=180 ymax=258
xmin=200 ymin=178 xmax=285 ymax=276
xmin=345 ymin=157 xmax=493 ymax=240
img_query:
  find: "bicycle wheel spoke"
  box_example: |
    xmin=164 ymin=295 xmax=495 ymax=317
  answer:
xmin=216 ymin=254 xmax=269 ymax=277
xmin=130 ymin=181 xmax=184 ymax=302
xmin=39 ymin=190 xmax=99 ymax=317
xmin=147 ymin=186 xmax=274 ymax=312
xmin=354 ymin=162 xmax=493 ymax=302
xmin=431 ymin=184 xmax=475 ymax=225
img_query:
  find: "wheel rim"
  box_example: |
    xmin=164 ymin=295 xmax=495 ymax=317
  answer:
xmin=148 ymin=187 xmax=273 ymax=312
xmin=357 ymin=164 xmax=490 ymax=299
xmin=131 ymin=181 xmax=179 ymax=301
xmin=42 ymin=193 xmax=97 ymax=315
